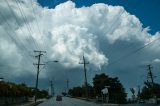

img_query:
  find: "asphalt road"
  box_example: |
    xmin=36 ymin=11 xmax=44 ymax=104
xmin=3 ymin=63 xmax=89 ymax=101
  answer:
xmin=38 ymin=97 xmax=158 ymax=106
xmin=38 ymin=97 xmax=99 ymax=106
xmin=118 ymin=104 xmax=159 ymax=106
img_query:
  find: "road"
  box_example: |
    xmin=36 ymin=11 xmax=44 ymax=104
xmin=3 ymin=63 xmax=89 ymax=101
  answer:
xmin=38 ymin=97 xmax=99 ymax=106
xmin=38 ymin=97 xmax=158 ymax=106
xmin=119 ymin=105 xmax=158 ymax=106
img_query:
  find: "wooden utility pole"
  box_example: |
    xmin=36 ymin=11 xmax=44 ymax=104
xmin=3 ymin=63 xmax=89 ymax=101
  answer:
xmin=33 ymin=50 xmax=46 ymax=103
xmin=146 ymin=64 xmax=157 ymax=103
xmin=50 ymin=80 xmax=53 ymax=96
xmin=147 ymin=64 xmax=154 ymax=85
xmin=66 ymin=79 xmax=69 ymax=94
xmin=79 ymin=54 xmax=89 ymax=99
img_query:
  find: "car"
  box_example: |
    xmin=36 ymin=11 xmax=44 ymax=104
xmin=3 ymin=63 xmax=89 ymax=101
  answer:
xmin=56 ymin=95 xmax=62 ymax=101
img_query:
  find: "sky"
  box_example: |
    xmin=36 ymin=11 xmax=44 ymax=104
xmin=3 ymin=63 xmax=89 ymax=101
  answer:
xmin=0 ymin=0 xmax=160 ymax=97
xmin=38 ymin=0 xmax=160 ymax=34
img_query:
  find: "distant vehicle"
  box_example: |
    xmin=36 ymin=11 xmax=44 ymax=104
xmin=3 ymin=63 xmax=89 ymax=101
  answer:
xmin=139 ymin=100 xmax=145 ymax=103
xmin=56 ymin=95 xmax=62 ymax=101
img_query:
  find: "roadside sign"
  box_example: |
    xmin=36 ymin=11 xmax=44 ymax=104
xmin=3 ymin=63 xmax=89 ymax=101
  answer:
xmin=101 ymin=88 xmax=108 ymax=94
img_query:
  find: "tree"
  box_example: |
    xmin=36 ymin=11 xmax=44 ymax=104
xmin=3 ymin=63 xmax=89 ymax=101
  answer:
xmin=93 ymin=73 xmax=127 ymax=103
xmin=68 ymin=86 xmax=84 ymax=97
xmin=140 ymin=82 xmax=160 ymax=100
xmin=0 ymin=81 xmax=48 ymax=98
xmin=62 ymin=92 xmax=67 ymax=96
xmin=68 ymin=84 xmax=95 ymax=98
xmin=68 ymin=73 xmax=126 ymax=103
xmin=37 ymin=89 xmax=48 ymax=98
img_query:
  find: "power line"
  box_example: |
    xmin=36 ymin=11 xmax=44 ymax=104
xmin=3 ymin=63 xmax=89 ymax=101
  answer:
xmin=0 ymin=11 xmax=34 ymax=71
xmin=106 ymin=10 xmax=150 ymax=57
xmin=105 ymin=10 xmax=124 ymax=51
xmin=107 ymin=10 xmax=124 ymax=35
xmin=15 ymin=0 xmax=40 ymax=50
xmin=5 ymin=0 xmax=36 ymax=51
xmin=2 ymin=0 xmax=39 ymax=77
xmin=4 ymin=0 xmax=34 ymax=55
xmin=30 ymin=0 xmax=47 ymax=50
xmin=109 ymin=36 xmax=160 ymax=67
xmin=0 ymin=8 xmax=37 ymax=81
xmin=103 ymin=9 xmax=141 ymax=60
xmin=0 ymin=10 xmax=33 ymax=58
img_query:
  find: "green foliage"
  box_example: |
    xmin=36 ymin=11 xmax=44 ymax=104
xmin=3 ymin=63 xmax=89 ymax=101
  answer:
xmin=37 ymin=89 xmax=48 ymax=99
xmin=68 ymin=73 xmax=127 ymax=104
xmin=69 ymin=86 xmax=84 ymax=97
xmin=93 ymin=73 xmax=127 ymax=104
xmin=0 ymin=81 xmax=48 ymax=98
xmin=140 ymin=82 xmax=160 ymax=99
xmin=62 ymin=92 xmax=67 ymax=96
xmin=0 ymin=81 xmax=32 ymax=97
xmin=68 ymin=84 xmax=95 ymax=98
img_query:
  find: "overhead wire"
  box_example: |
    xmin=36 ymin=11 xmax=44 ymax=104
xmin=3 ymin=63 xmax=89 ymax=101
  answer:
xmin=30 ymin=0 xmax=49 ymax=63
xmin=16 ymin=0 xmax=47 ymax=73
xmin=104 ymin=10 xmax=138 ymax=58
xmin=30 ymin=0 xmax=47 ymax=51
xmin=105 ymin=10 xmax=124 ymax=51
xmin=0 ymin=10 xmax=35 ymax=72
xmin=109 ymin=36 xmax=160 ymax=67
xmin=15 ymin=0 xmax=47 ymax=73
xmin=15 ymin=0 xmax=41 ymax=50
xmin=104 ymin=9 xmax=156 ymax=68
xmin=0 ymin=0 xmax=37 ymax=76
xmin=15 ymin=0 xmax=47 ymax=72
xmin=0 ymin=11 xmax=32 ymax=58
xmin=4 ymin=0 xmax=33 ymax=57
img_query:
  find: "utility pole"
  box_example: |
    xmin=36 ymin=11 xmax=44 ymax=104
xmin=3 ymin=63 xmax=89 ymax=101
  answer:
xmin=79 ymin=54 xmax=89 ymax=99
xmin=147 ymin=64 xmax=154 ymax=85
xmin=52 ymin=82 xmax=55 ymax=97
xmin=146 ymin=64 xmax=157 ymax=103
xmin=50 ymin=80 xmax=53 ymax=96
xmin=137 ymin=85 xmax=141 ymax=103
xmin=66 ymin=79 xmax=69 ymax=95
xmin=33 ymin=50 xmax=46 ymax=103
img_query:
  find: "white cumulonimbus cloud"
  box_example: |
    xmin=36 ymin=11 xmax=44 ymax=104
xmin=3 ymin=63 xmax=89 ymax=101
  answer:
xmin=0 ymin=0 xmax=160 ymax=87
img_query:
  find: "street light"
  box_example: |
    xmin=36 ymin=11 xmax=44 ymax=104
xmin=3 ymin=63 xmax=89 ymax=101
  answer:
xmin=34 ymin=60 xmax=58 ymax=103
xmin=45 ymin=60 xmax=59 ymax=64
xmin=42 ymin=60 xmax=59 ymax=71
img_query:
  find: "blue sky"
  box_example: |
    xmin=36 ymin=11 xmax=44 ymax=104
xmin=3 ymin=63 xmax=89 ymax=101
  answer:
xmin=37 ymin=0 xmax=160 ymax=34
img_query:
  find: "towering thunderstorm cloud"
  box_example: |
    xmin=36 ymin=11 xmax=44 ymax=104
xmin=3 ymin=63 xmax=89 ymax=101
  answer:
xmin=0 ymin=0 xmax=160 ymax=91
